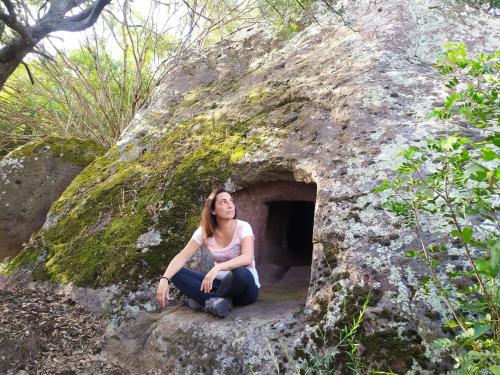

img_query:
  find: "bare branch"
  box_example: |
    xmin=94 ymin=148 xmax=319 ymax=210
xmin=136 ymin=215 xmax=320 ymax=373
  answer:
xmin=0 ymin=8 xmax=32 ymax=42
xmin=21 ymin=61 xmax=33 ymax=84
xmin=46 ymin=0 xmax=87 ymax=17
xmin=37 ymin=0 xmax=112 ymax=34
xmin=38 ymin=0 xmax=50 ymax=20
xmin=32 ymin=47 xmax=55 ymax=61
xmin=1 ymin=0 xmax=15 ymax=16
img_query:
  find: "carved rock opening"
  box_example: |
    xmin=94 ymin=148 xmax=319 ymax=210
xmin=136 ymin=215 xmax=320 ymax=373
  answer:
xmin=263 ymin=200 xmax=314 ymax=268
xmin=232 ymin=180 xmax=316 ymax=291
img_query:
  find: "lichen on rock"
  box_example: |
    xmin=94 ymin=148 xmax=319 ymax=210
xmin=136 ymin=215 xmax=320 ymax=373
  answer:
xmin=3 ymin=0 xmax=500 ymax=373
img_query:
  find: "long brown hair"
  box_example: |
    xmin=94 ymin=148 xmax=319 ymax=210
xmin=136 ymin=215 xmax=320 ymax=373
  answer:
xmin=200 ymin=187 xmax=237 ymax=239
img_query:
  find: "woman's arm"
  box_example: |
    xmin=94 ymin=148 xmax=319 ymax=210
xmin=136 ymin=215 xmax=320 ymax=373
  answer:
xmin=200 ymin=236 xmax=254 ymax=293
xmin=162 ymin=238 xmax=201 ymax=279
xmin=214 ymin=235 xmax=254 ymax=271
xmin=156 ymin=238 xmax=200 ymax=308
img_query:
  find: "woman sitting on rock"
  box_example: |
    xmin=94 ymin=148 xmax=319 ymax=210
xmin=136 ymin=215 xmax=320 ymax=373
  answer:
xmin=156 ymin=187 xmax=261 ymax=318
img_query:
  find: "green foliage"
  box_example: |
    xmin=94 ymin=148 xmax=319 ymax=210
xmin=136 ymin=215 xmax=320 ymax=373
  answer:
xmin=338 ymin=292 xmax=371 ymax=374
xmin=374 ymin=43 xmax=499 ymax=374
xmin=0 ymin=0 xmax=177 ymax=150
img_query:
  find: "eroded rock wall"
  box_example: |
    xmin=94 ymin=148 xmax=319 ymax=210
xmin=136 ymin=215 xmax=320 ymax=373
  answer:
xmin=5 ymin=0 xmax=499 ymax=373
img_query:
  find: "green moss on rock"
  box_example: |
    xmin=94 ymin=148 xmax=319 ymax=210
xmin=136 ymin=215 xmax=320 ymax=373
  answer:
xmin=6 ymin=73 xmax=305 ymax=288
xmin=7 ymin=135 xmax=105 ymax=168
xmin=321 ymin=241 xmax=339 ymax=269
xmin=360 ymin=328 xmax=428 ymax=373
xmin=244 ymin=85 xmax=287 ymax=106
xmin=8 ymin=97 xmax=267 ymax=287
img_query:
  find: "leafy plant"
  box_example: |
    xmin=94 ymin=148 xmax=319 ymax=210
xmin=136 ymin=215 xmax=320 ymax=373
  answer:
xmin=374 ymin=43 xmax=499 ymax=374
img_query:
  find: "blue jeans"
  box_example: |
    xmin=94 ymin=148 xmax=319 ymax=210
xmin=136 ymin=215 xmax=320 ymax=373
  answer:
xmin=171 ymin=267 xmax=259 ymax=306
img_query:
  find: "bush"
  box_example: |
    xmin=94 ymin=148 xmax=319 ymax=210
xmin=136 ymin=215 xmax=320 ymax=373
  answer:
xmin=375 ymin=43 xmax=499 ymax=374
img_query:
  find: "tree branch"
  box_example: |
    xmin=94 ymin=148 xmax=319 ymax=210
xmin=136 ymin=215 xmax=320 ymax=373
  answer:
xmin=21 ymin=61 xmax=34 ymax=84
xmin=46 ymin=0 xmax=87 ymax=18
xmin=0 ymin=9 xmax=33 ymax=42
xmin=0 ymin=0 xmax=112 ymax=90
xmin=1 ymin=0 xmax=16 ymax=16
xmin=39 ymin=0 xmax=112 ymax=33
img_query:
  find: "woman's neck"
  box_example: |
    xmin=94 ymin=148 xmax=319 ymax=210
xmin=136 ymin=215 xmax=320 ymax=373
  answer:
xmin=216 ymin=218 xmax=235 ymax=233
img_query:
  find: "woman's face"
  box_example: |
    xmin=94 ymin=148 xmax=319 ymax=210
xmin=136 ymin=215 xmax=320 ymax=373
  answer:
xmin=213 ymin=192 xmax=236 ymax=220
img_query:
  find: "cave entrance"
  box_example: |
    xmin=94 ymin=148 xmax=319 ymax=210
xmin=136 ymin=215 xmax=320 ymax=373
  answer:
xmin=263 ymin=201 xmax=314 ymax=268
xmin=232 ymin=181 xmax=316 ymax=296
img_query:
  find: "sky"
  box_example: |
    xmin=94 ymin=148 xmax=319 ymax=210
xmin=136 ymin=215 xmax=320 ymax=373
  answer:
xmin=43 ymin=0 xmax=188 ymax=56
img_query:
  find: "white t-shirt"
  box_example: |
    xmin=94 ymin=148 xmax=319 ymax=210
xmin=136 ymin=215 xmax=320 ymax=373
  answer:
xmin=191 ymin=219 xmax=261 ymax=288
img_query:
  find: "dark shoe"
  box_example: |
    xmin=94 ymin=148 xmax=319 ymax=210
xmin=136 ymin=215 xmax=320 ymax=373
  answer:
xmin=215 ymin=271 xmax=233 ymax=298
xmin=204 ymin=297 xmax=231 ymax=318
xmin=182 ymin=296 xmax=202 ymax=311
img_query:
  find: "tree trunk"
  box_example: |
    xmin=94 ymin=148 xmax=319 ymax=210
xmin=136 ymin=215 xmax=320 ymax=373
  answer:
xmin=0 ymin=36 xmax=37 ymax=89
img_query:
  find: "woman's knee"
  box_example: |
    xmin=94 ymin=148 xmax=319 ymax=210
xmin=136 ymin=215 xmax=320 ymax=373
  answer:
xmin=171 ymin=267 xmax=193 ymax=284
xmin=233 ymin=285 xmax=258 ymax=306
xmin=232 ymin=267 xmax=253 ymax=281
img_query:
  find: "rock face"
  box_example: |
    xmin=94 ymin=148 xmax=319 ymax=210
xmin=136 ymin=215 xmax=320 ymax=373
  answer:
xmin=6 ymin=0 xmax=499 ymax=373
xmin=0 ymin=136 xmax=104 ymax=260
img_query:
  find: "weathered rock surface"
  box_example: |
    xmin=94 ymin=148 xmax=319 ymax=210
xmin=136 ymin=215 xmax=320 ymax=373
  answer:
xmin=0 ymin=136 xmax=104 ymax=260
xmin=105 ymin=285 xmax=308 ymax=374
xmin=4 ymin=0 xmax=499 ymax=373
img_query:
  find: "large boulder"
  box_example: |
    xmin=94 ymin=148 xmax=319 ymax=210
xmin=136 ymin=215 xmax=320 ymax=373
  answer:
xmin=6 ymin=0 xmax=499 ymax=373
xmin=0 ymin=136 xmax=104 ymax=260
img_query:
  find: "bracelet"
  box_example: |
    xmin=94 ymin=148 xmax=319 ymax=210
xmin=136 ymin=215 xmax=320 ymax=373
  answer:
xmin=161 ymin=276 xmax=170 ymax=283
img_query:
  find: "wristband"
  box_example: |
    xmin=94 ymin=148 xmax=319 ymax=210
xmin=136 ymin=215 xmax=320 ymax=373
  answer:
xmin=161 ymin=276 xmax=170 ymax=283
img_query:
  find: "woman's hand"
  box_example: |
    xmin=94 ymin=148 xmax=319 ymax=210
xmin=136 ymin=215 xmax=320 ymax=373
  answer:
xmin=201 ymin=266 xmax=219 ymax=293
xmin=156 ymin=278 xmax=173 ymax=309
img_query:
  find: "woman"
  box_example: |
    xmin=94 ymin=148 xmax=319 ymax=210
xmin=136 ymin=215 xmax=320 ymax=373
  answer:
xmin=156 ymin=187 xmax=260 ymax=318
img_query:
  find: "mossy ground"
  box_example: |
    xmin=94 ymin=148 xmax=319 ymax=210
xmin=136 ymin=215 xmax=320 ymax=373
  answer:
xmin=7 ymin=82 xmax=294 ymax=288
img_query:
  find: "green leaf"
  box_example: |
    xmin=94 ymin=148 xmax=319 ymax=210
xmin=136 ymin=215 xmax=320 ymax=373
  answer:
xmin=373 ymin=179 xmax=392 ymax=192
xmin=432 ymin=337 xmax=452 ymax=349
xmin=475 ymin=258 xmax=498 ymax=278
xmin=481 ymin=147 xmax=497 ymax=161
xmin=442 ymin=135 xmax=459 ymax=150
xmin=462 ymin=227 xmax=473 ymax=243
xmin=472 ymin=323 xmax=490 ymax=339
xmin=490 ymin=239 xmax=500 ymax=272
xmin=489 ymin=134 xmax=500 ymax=147
xmin=467 ymin=162 xmax=489 ymax=182
xmin=490 ymin=365 xmax=500 ymax=375
xmin=466 ymin=350 xmax=484 ymax=359
xmin=445 ymin=77 xmax=459 ymax=89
